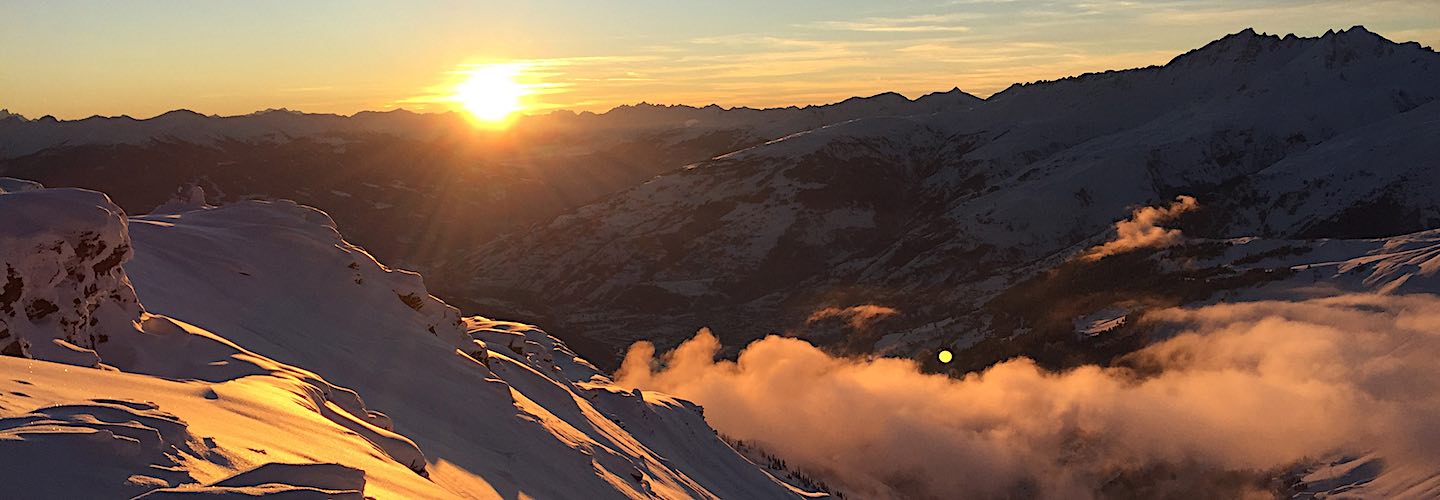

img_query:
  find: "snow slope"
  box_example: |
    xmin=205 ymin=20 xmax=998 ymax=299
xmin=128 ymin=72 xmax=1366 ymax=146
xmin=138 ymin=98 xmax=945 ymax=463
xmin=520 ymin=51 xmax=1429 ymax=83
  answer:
xmin=0 ymin=181 xmax=809 ymax=499
xmin=1196 ymin=229 xmax=1440 ymax=297
xmin=0 ymin=355 xmax=447 ymax=499
xmin=1 ymin=182 xmax=442 ymax=498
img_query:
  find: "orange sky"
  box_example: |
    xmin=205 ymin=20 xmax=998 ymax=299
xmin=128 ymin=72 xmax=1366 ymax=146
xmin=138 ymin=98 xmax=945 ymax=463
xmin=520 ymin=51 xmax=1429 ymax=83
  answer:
xmin=3 ymin=0 xmax=1438 ymax=119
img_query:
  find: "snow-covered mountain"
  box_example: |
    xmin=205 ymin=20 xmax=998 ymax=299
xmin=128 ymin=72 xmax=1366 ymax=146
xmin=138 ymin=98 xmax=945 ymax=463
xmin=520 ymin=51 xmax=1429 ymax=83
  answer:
xmin=0 ymin=180 xmax=816 ymax=499
xmin=0 ymin=90 xmax=977 ymax=277
xmin=0 ymin=90 xmax=978 ymax=160
xmin=455 ymin=26 xmax=1440 ymax=367
xmin=0 ymin=108 xmax=462 ymax=159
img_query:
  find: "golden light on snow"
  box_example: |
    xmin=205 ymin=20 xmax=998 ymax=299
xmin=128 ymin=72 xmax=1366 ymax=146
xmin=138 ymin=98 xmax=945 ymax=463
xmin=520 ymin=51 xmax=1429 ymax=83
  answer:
xmin=452 ymin=64 xmax=530 ymax=126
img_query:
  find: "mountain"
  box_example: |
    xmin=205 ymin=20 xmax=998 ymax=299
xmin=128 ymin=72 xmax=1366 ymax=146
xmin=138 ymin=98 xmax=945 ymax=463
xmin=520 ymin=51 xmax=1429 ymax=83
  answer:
xmin=0 ymin=90 xmax=979 ymax=277
xmin=454 ymin=26 xmax=1440 ymax=367
xmin=0 ymin=108 xmax=460 ymax=159
xmin=8 ymin=26 xmax=1440 ymax=499
xmin=0 ymin=180 xmax=817 ymax=498
xmin=0 ymin=90 xmax=979 ymax=160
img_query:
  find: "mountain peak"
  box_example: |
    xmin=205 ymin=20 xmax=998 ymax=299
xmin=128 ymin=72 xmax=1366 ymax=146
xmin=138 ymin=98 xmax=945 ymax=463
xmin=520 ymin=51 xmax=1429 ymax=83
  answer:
xmin=867 ymin=91 xmax=909 ymax=100
xmin=1208 ymin=26 xmax=1281 ymax=48
xmin=919 ymin=86 xmax=981 ymax=102
xmin=1167 ymin=25 xmax=1418 ymax=70
xmin=151 ymin=109 xmax=208 ymax=121
xmin=1327 ymin=24 xmax=1387 ymax=43
xmin=252 ymin=107 xmax=306 ymax=116
xmin=0 ymin=109 xmax=26 ymax=122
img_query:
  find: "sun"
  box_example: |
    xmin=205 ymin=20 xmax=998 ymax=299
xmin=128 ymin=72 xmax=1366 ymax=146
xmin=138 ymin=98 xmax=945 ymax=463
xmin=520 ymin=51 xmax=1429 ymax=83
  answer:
xmin=452 ymin=64 xmax=528 ymax=125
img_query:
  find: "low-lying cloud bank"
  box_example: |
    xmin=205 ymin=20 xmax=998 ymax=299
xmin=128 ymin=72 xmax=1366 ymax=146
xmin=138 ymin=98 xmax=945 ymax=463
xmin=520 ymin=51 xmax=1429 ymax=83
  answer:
xmin=617 ymin=294 xmax=1440 ymax=499
xmin=1085 ymin=195 xmax=1198 ymax=260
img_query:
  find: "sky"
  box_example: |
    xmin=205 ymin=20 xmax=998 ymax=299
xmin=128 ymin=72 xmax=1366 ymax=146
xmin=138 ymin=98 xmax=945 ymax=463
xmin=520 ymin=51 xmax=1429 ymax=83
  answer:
xmin=3 ymin=0 xmax=1438 ymax=119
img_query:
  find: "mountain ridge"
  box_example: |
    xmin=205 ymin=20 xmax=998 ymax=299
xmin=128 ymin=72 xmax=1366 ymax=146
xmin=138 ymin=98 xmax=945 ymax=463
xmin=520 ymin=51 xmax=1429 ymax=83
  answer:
xmin=0 ymin=87 xmax=980 ymax=132
xmin=453 ymin=25 xmax=1440 ymax=367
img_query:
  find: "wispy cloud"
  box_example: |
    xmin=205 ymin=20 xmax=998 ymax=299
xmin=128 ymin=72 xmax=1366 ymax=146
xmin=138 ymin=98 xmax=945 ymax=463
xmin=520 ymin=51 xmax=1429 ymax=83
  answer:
xmin=277 ymin=86 xmax=335 ymax=93
xmin=805 ymin=13 xmax=978 ymax=33
xmin=1139 ymin=0 xmax=1437 ymax=26
xmin=808 ymin=305 xmax=900 ymax=329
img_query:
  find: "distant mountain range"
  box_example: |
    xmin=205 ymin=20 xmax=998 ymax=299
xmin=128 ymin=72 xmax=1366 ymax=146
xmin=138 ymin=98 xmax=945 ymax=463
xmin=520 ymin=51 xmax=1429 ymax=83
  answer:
xmin=0 ymin=87 xmax=977 ymax=278
xmin=3 ymin=26 xmax=1438 ymax=371
xmin=0 ymin=87 xmax=978 ymax=158
xmin=450 ymin=26 xmax=1440 ymax=367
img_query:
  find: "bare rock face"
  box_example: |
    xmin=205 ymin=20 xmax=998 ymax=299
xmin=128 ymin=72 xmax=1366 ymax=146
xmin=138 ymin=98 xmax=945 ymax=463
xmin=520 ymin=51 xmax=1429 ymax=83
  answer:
xmin=0 ymin=180 xmax=143 ymax=366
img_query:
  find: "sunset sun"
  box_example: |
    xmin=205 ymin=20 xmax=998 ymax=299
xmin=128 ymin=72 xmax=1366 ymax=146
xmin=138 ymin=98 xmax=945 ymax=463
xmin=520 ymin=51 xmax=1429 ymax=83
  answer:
xmin=453 ymin=64 xmax=528 ymax=124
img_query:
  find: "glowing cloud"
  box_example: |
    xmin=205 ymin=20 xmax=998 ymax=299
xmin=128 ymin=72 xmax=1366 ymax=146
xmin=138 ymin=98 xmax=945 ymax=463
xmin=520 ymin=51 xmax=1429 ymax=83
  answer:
xmin=618 ymin=294 xmax=1440 ymax=498
xmin=1085 ymin=195 xmax=1199 ymax=260
xmin=807 ymin=304 xmax=900 ymax=329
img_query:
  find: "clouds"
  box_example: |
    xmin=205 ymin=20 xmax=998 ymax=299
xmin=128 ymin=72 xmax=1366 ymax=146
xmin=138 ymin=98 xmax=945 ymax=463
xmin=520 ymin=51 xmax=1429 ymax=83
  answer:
xmin=805 ymin=13 xmax=978 ymax=33
xmin=618 ymin=294 xmax=1440 ymax=499
xmin=1085 ymin=195 xmax=1199 ymax=260
xmin=807 ymin=304 xmax=901 ymax=329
